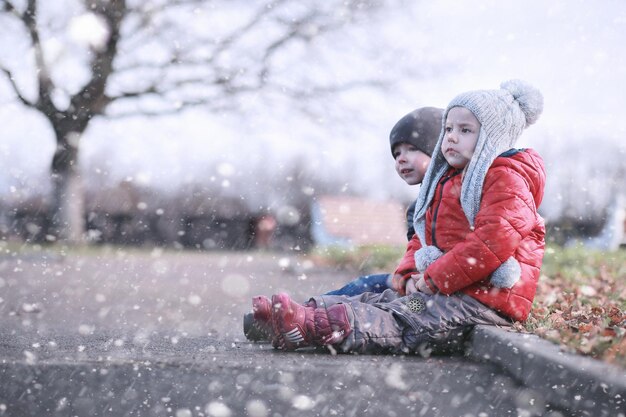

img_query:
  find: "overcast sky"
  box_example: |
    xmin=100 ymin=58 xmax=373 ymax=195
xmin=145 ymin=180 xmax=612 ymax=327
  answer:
xmin=404 ymin=1 xmax=626 ymax=132
xmin=1 ymin=0 xmax=624 ymax=215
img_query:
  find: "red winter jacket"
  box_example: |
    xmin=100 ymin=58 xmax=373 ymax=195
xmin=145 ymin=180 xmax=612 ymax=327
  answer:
xmin=392 ymin=149 xmax=546 ymax=321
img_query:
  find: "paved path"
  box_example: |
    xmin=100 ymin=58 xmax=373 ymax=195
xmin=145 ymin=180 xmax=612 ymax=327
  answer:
xmin=0 ymin=249 xmax=575 ymax=416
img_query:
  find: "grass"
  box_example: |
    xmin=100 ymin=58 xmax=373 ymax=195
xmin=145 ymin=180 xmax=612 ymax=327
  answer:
xmin=310 ymin=244 xmax=405 ymax=274
xmin=520 ymin=244 xmax=626 ymax=367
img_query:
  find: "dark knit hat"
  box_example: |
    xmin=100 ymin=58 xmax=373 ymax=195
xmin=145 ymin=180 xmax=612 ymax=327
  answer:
xmin=389 ymin=107 xmax=444 ymax=157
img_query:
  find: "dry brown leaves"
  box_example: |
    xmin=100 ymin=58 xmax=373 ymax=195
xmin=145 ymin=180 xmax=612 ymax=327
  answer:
xmin=521 ymin=256 xmax=626 ymax=368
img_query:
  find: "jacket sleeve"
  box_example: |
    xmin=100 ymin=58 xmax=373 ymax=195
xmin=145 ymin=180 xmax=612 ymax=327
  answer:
xmin=425 ymin=166 xmax=539 ymax=294
xmin=391 ymin=233 xmax=422 ymax=295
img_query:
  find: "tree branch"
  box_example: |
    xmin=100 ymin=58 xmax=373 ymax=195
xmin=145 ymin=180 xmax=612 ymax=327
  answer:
xmin=19 ymin=0 xmax=57 ymax=115
xmin=218 ymin=0 xmax=290 ymax=55
xmin=0 ymin=67 xmax=35 ymax=107
xmin=104 ymin=97 xmax=238 ymax=120
xmin=274 ymin=78 xmax=391 ymax=100
xmin=2 ymin=0 xmax=390 ymax=123
xmin=69 ymin=0 xmax=127 ymax=123
xmin=0 ymin=0 xmax=19 ymax=15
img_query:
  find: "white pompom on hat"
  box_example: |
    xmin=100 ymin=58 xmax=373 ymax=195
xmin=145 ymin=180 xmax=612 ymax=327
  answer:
xmin=411 ymin=80 xmax=543 ymax=287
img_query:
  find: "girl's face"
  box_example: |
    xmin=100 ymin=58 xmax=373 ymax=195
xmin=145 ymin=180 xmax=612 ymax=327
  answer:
xmin=392 ymin=143 xmax=431 ymax=185
xmin=442 ymin=107 xmax=480 ymax=169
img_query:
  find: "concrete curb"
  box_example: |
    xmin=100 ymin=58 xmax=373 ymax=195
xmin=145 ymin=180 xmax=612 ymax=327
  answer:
xmin=467 ymin=325 xmax=626 ymax=417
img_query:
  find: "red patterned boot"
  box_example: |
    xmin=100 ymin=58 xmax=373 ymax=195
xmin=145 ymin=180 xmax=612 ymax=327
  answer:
xmin=270 ymin=292 xmax=352 ymax=351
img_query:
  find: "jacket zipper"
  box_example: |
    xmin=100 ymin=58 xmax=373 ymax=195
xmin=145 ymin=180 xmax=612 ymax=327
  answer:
xmin=431 ymin=170 xmax=462 ymax=247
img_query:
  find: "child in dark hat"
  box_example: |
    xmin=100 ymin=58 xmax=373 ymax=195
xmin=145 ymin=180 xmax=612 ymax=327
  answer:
xmin=244 ymin=106 xmax=444 ymax=341
xmin=256 ymin=80 xmax=546 ymax=354
xmin=324 ymin=106 xmax=444 ymax=293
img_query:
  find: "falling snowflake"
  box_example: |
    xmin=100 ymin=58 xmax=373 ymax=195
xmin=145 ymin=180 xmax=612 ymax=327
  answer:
xmin=205 ymin=401 xmax=232 ymax=417
xmin=385 ymin=363 xmax=409 ymax=390
xmin=292 ymin=395 xmax=315 ymax=410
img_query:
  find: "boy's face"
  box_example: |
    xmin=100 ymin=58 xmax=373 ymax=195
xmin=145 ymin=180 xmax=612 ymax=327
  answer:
xmin=442 ymin=106 xmax=480 ymax=170
xmin=393 ymin=143 xmax=431 ymax=185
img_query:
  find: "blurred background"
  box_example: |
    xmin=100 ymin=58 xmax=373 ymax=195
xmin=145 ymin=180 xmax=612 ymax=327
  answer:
xmin=1 ymin=0 xmax=625 ymax=251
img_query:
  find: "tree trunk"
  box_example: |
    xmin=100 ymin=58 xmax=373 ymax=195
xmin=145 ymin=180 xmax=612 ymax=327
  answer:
xmin=49 ymin=132 xmax=85 ymax=244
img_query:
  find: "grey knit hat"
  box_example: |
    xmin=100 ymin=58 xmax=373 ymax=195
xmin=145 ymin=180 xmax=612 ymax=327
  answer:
xmin=411 ymin=80 xmax=543 ymax=288
xmin=389 ymin=107 xmax=444 ymax=157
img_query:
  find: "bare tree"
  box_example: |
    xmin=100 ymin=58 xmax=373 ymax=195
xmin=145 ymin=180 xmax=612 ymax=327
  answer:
xmin=0 ymin=0 xmax=385 ymax=242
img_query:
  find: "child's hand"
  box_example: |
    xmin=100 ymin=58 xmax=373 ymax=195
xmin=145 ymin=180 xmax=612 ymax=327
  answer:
xmin=415 ymin=275 xmax=435 ymax=295
xmin=406 ymin=274 xmax=422 ymax=295
xmin=408 ymin=273 xmax=434 ymax=295
xmin=404 ymin=275 xmax=419 ymax=295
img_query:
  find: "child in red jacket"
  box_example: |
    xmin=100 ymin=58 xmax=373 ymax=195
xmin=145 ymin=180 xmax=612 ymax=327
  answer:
xmin=256 ymin=80 xmax=546 ymax=354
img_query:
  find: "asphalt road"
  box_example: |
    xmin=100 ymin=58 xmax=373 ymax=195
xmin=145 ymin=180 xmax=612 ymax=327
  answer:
xmin=0 ymin=248 xmax=571 ymax=416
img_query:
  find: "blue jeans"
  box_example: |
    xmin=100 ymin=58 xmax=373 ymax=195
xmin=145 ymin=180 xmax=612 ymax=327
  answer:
xmin=324 ymin=273 xmax=390 ymax=297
